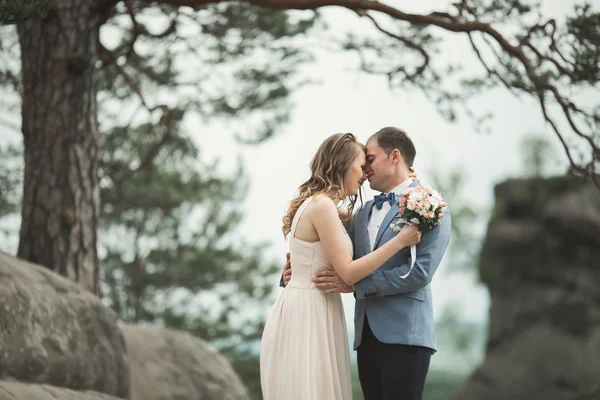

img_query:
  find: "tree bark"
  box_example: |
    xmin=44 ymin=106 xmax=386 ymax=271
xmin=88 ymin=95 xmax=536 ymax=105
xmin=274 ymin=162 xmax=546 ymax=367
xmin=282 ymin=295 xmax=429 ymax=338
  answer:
xmin=17 ymin=0 xmax=100 ymax=294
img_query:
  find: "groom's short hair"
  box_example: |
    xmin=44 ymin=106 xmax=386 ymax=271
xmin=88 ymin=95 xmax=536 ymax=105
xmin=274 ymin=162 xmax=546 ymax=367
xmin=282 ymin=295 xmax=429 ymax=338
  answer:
xmin=369 ymin=127 xmax=416 ymax=167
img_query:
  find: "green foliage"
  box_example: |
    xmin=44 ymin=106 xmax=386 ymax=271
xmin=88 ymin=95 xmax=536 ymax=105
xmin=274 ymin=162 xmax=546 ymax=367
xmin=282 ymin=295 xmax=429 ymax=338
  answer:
xmin=225 ymin=350 xmax=264 ymax=399
xmin=423 ymin=369 xmax=469 ymax=400
xmin=94 ymin=6 xmax=317 ymax=397
xmin=0 ymin=0 xmax=52 ymax=24
xmin=99 ymin=121 xmax=278 ymax=399
xmin=468 ymin=0 xmax=534 ymax=20
xmin=567 ymin=4 xmax=600 ymax=83
xmin=0 ymin=119 xmax=278 ymax=399
xmin=428 ymin=169 xmax=487 ymax=374
xmin=1 ymin=4 xmax=319 ymax=397
xmin=337 ymin=0 xmax=600 ymax=177
xmin=92 ymin=6 xmax=316 ymax=395
xmin=97 ymin=2 xmax=316 ymax=144
xmin=430 ymin=170 xmax=481 ymax=272
xmin=351 ymin=363 xmax=363 ymax=399
xmin=0 ymin=143 xmax=21 ymax=219
xmin=0 ymin=25 xmax=20 ymax=98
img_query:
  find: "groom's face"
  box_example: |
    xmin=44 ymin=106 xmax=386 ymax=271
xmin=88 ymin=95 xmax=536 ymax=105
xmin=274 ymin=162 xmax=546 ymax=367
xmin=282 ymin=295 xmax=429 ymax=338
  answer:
xmin=365 ymin=140 xmax=394 ymax=192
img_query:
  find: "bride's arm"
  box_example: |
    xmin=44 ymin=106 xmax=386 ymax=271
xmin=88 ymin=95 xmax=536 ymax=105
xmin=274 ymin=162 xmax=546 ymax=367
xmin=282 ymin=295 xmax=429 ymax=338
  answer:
xmin=311 ymin=196 xmax=419 ymax=286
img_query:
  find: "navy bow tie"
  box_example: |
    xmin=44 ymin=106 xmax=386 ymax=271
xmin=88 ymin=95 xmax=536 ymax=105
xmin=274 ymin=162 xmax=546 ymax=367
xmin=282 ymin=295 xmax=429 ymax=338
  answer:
xmin=373 ymin=192 xmax=396 ymax=210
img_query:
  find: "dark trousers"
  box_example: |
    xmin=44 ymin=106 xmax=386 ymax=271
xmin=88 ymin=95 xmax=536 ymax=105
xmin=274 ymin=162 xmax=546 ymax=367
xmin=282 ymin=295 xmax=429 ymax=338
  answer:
xmin=357 ymin=318 xmax=432 ymax=400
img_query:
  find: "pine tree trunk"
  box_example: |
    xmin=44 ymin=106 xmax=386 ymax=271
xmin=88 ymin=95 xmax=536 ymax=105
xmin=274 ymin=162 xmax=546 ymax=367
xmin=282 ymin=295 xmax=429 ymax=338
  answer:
xmin=17 ymin=1 xmax=101 ymax=294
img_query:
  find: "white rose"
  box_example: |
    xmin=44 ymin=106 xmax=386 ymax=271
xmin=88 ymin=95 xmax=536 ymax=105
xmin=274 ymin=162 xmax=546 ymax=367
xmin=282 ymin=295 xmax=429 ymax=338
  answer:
xmin=409 ymin=191 xmax=424 ymax=202
xmin=432 ymin=190 xmax=444 ymax=203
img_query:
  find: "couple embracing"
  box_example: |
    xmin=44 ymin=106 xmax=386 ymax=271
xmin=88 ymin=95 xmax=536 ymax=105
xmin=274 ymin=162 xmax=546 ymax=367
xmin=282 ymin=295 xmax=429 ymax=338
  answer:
xmin=260 ymin=127 xmax=452 ymax=400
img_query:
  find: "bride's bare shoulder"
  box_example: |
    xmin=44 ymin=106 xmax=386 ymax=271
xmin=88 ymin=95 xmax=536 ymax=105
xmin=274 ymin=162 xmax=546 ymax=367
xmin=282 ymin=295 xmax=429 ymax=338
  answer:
xmin=308 ymin=194 xmax=337 ymax=214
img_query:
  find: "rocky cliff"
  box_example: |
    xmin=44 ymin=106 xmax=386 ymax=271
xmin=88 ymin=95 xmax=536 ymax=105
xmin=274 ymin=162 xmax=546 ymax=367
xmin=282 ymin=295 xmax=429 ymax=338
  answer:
xmin=456 ymin=177 xmax=600 ymax=400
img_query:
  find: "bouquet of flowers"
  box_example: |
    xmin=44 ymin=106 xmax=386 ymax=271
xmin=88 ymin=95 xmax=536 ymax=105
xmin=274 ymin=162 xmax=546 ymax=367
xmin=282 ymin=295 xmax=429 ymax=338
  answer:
xmin=390 ymin=185 xmax=447 ymax=274
xmin=390 ymin=185 xmax=447 ymax=232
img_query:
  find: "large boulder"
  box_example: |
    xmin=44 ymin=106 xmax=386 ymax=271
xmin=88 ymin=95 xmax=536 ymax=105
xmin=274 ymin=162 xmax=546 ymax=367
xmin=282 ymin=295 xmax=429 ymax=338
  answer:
xmin=121 ymin=324 xmax=249 ymax=400
xmin=0 ymin=381 xmax=124 ymax=400
xmin=456 ymin=177 xmax=600 ymax=400
xmin=0 ymin=251 xmax=129 ymax=398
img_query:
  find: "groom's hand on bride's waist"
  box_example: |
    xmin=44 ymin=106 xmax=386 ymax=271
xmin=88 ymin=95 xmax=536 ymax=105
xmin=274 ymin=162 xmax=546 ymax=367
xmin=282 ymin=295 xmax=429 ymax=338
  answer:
xmin=313 ymin=270 xmax=354 ymax=294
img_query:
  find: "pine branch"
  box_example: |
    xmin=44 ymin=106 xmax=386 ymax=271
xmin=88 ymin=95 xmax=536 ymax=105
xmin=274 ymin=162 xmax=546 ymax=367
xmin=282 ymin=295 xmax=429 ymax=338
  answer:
xmin=361 ymin=12 xmax=429 ymax=81
xmin=229 ymin=0 xmax=599 ymax=182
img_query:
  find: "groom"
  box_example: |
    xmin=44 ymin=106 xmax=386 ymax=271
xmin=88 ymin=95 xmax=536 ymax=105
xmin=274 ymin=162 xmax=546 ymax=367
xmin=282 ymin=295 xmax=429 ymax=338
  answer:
xmin=282 ymin=127 xmax=451 ymax=400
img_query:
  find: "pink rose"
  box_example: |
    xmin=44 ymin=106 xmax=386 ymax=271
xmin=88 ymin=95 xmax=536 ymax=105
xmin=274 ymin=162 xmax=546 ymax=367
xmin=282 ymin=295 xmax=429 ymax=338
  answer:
xmin=399 ymin=207 xmax=405 ymax=214
xmin=438 ymin=214 xmax=444 ymax=219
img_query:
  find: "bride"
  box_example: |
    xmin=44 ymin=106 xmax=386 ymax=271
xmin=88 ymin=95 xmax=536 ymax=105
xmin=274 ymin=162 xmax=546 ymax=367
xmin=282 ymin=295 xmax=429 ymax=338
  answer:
xmin=260 ymin=133 xmax=421 ymax=399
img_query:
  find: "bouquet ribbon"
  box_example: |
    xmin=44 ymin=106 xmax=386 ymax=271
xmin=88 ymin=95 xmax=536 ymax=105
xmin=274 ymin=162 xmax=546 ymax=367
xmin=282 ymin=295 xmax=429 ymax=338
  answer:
xmin=395 ymin=217 xmax=419 ymax=279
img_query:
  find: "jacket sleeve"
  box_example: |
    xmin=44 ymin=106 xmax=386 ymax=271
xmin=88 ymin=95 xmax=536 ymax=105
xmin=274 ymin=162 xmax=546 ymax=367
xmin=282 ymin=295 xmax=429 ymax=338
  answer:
xmin=354 ymin=210 xmax=451 ymax=299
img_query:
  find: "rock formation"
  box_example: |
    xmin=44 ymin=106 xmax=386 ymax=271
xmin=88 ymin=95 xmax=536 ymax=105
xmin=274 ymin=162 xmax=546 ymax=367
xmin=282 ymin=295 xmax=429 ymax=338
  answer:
xmin=455 ymin=177 xmax=600 ymax=400
xmin=0 ymin=251 xmax=250 ymax=400
xmin=122 ymin=324 xmax=249 ymax=400
xmin=0 ymin=251 xmax=129 ymax=397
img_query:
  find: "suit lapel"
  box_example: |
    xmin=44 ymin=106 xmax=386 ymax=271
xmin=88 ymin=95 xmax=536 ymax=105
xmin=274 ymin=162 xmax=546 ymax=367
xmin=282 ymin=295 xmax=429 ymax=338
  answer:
xmin=373 ymin=204 xmax=399 ymax=250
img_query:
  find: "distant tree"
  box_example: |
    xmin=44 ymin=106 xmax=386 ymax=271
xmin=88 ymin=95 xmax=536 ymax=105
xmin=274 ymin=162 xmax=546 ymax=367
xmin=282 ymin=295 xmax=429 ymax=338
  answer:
xmin=99 ymin=123 xmax=277 ymax=399
xmin=430 ymin=169 xmax=485 ymax=371
xmin=0 ymin=1 xmax=315 ymax=292
xmin=0 ymin=123 xmax=278 ymax=399
xmin=431 ymin=169 xmax=481 ymax=272
xmin=521 ymin=134 xmax=557 ymax=177
xmin=0 ymin=0 xmax=51 ymax=24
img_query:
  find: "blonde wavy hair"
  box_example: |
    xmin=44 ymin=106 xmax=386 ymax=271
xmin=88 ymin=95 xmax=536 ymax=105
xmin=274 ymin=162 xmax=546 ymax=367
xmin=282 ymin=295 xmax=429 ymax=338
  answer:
xmin=282 ymin=133 xmax=365 ymax=238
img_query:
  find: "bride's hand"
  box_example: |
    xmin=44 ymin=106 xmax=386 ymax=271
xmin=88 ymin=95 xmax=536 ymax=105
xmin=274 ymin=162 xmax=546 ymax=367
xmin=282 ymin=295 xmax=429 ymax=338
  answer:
xmin=408 ymin=167 xmax=420 ymax=184
xmin=396 ymin=224 xmax=422 ymax=247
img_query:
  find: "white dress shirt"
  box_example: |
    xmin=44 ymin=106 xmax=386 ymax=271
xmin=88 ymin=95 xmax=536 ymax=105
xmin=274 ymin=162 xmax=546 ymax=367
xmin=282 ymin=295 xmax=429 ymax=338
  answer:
xmin=367 ymin=179 xmax=413 ymax=250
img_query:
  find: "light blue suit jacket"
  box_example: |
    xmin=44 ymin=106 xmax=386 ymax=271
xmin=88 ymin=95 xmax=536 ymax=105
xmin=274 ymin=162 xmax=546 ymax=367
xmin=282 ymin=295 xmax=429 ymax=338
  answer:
xmin=350 ymin=181 xmax=451 ymax=352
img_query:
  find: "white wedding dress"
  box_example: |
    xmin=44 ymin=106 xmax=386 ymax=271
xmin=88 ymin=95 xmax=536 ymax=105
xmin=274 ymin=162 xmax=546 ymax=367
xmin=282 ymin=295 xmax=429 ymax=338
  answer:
xmin=260 ymin=197 xmax=353 ymax=399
